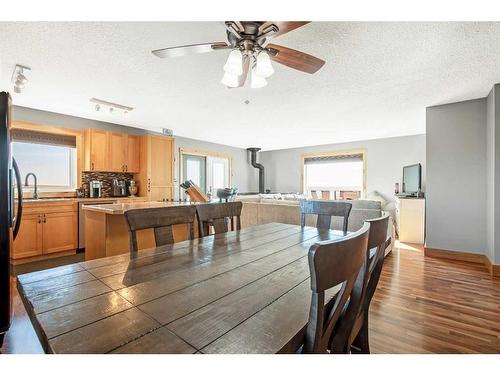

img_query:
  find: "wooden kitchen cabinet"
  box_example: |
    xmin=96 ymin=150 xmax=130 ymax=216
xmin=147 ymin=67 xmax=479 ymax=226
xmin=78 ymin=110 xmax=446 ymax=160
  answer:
xmin=42 ymin=212 xmax=78 ymax=254
xmin=84 ymin=129 xmax=141 ymax=173
xmin=108 ymin=132 xmax=126 ymax=172
xmin=12 ymin=214 xmax=43 ymax=259
xmin=125 ymin=135 xmax=140 ymax=173
xmin=138 ymin=135 xmax=174 ymax=201
xmin=12 ymin=201 xmax=78 ymax=261
xmin=84 ymin=128 xmax=108 ymax=171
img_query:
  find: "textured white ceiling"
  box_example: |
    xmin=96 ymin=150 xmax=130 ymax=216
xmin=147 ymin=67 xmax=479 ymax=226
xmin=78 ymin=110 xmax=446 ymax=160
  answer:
xmin=1 ymin=22 xmax=500 ymax=150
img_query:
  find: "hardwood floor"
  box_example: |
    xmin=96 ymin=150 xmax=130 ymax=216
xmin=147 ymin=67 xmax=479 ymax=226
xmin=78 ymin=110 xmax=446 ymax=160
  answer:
xmin=2 ymin=242 xmax=499 ymax=354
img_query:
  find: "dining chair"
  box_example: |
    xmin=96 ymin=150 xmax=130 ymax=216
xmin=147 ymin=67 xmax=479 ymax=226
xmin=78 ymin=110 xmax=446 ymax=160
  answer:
xmin=195 ymin=201 xmax=242 ymax=237
xmin=124 ymin=205 xmax=197 ymax=252
xmin=330 ymin=213 xmax=391 ymax=354
xmin=302 ymin=222 xmax=370 ymax=353
xmin=300 ymin=200 xmax=352 ymax=233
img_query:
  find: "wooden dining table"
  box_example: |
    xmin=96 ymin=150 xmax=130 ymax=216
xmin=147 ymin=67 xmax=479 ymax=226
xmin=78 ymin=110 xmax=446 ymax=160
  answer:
xmin=16 ymin=222 xmax=346 ymax=354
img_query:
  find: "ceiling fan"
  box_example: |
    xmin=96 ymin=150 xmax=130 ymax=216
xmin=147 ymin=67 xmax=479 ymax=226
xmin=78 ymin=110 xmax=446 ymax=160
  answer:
xmin=152 ymin=21 xmax=325 ymax=88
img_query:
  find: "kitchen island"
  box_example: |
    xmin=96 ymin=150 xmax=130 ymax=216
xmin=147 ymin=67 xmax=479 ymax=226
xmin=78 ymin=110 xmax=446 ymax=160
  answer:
xmin=82 ymin=201 xmax=199 ymax=260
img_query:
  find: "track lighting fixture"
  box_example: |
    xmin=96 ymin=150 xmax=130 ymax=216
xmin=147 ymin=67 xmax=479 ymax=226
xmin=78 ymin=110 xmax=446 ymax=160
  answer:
xmin=11 ymin=65 xmax=31 ymax=94
xmin=90 ymin=98 xmax=133 ymax=114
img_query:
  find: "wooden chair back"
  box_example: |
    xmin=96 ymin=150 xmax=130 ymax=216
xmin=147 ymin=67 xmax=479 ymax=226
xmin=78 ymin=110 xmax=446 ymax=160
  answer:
xmin=303 ymin=222 xmax=370 ymax=353
xmin=124 ymin=205 xmax=197 ymax=252
xmin=196 ymin=201 xmax=242 ymax=237
xmin=330 ymin=213 xmax=391 ymax=353
xmin=300 ymin=200 xmax=352 ymax=233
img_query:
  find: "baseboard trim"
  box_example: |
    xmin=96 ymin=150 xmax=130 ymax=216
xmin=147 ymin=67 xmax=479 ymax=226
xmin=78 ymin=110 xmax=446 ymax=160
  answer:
xmin=483 ymin=256 xmax=500 ymax=277
xmin=424 ymin=247 xmax=499 ymax=278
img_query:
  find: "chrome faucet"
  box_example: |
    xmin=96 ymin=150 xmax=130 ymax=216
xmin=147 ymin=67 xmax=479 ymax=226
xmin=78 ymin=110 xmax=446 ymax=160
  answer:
xmin=25 ymin=172 xmax=38 ymax=200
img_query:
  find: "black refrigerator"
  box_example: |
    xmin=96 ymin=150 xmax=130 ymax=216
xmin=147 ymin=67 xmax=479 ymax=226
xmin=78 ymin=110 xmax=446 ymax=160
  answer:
xmin=0 ymin=91 xmax=23 ymax=347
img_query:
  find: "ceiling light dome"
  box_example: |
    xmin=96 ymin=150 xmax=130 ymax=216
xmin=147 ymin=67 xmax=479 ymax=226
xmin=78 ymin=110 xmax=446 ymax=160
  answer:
xmin=224 ymin=49 xmax=243 ymax=76
xmin=251 ymin=67 xmax=267 ymax=89
xmin=221 ymin=71 xmax=239 ymax=88
xmin=255 ymin=51 xmax=274 ymax=78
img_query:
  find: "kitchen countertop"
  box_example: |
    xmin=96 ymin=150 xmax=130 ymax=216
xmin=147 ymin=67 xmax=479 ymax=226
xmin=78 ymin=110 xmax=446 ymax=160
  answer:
xmin=22 ymin=196 xmax=147 ymax=204
xmin=82 ymin=201 xmax=198 ymax=215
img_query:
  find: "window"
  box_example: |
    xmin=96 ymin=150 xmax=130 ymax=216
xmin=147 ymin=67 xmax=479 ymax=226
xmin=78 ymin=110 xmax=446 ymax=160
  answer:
xmin=180 ymin=149 xmax=231 ymax=197
xmin=302 ymin=151 xmax=365 ymax=200
xmin=12 ymin=130 xmax=78 ymax=191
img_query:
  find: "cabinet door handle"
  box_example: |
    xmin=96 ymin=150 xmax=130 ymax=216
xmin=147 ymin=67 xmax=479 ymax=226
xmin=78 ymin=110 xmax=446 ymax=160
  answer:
xmin=125 ymin=165 xmax=128 ymax=172
xmin=147 ymin=178 xmax=151 ymax=192
xmin=38 ymin=214 xmax=42 ymax=224
xmin=91 ymin=162 xmax=94 ymax=171
xmin=43 ymin=214 xmax=46 ymax=223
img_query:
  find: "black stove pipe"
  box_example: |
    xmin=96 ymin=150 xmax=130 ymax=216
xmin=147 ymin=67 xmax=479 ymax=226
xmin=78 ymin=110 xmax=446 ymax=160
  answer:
xmin=247 ymin=147 xmax=265 ymax=194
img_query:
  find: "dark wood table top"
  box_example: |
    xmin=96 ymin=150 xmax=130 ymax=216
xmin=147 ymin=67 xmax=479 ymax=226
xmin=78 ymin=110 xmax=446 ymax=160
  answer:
xmin=17 ymin=223 xmax=346 ymax=354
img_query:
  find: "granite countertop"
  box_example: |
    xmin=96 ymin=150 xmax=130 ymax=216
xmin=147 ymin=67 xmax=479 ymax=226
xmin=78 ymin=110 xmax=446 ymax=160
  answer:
xmin=22 ymin=196 xmax=147 ymax=204
xmin=82 ymin=201 xmax=199 ymax=215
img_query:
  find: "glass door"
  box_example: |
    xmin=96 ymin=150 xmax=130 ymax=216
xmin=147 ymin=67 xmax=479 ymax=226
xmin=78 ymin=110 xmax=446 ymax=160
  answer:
xmin=182 ymin=154 xmax=207 ymax=192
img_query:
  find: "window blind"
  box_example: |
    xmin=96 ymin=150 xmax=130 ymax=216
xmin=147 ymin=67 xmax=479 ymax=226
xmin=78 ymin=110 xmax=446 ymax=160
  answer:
xmin=304 ymin=153 xmax=363 ymax=165
xmin=11 ymin=129 xmax=77 ymax=148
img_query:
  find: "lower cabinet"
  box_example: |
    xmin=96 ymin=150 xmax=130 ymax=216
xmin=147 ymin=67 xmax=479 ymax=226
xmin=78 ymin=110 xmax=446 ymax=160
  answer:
xmin=13 ymin=207 xmax=78 ymax=260
xmin=12 ymin=214 xmax=43 ymax=259
xmin=42 ymin=212 xmax=78 ymax=254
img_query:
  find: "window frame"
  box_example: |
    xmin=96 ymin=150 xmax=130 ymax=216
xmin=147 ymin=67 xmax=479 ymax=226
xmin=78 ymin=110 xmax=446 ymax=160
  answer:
xmin=11 ymin=121 xmax=84 ymax=196
xmin=300 ymin=148 xmax=367 ymax=198
xmin=178 ymin=147 xmax=233 ymax=196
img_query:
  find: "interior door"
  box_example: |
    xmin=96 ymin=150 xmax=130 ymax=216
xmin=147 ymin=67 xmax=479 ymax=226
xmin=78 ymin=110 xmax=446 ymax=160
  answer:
xmin=183 ymin=154 xmax=206 ymax=192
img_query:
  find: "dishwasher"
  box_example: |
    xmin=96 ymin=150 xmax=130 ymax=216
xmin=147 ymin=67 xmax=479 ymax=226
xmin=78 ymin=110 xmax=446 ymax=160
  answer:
xmin=78 ymin=200 xmax=116 ymax=249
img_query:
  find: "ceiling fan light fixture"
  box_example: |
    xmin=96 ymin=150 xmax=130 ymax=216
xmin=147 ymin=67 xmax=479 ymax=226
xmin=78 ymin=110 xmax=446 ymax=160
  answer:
xmin=223 ymin=49 xmax=243 ymax=76
xmin=255 ymin=51 xmax=274 ymax=78
xmin=251 ymin=67 xmax=267 ymax=89
xmin=221 ymin=71 xmax=239 ymax=88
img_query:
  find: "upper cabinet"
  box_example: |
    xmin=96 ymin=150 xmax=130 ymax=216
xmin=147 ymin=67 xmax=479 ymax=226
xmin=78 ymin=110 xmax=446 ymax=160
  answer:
xmin=85 ymin=129 xmax=108 ymax=171
xmin=84 ymin=129 xmax=141 ymax=173
xmin=125 ymin=135 xmax=140 ymax=173
xmin=108 ymin=132 xmax=126 ymax=172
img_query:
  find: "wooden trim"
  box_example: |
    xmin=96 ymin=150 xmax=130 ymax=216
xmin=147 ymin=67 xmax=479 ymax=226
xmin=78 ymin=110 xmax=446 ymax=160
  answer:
xmin=424 ymin=247 xmax=485 ymax=264
xmin=12 ymin=120 xmax=84 ymax=189
xmin=300 ymin=148 xmax=367 ymax=197
xmin=424 ymin=246 xmax=499 ymax=278
xmin=483 ymin=255 xmax=500 ymax=277
xmin=178 ymin=147 xmax=233 ymax=194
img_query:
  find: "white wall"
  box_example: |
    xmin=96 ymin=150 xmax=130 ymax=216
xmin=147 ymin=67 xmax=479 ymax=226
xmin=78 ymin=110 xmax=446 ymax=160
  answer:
xmin=426 ymin=98 xmax=487 ymax=255
xmin=259 ymin=134 xmax=426 ymax=213
xmin=486 ymin=85 xmax=500 ymax=264
xmin=486 ymin=88 xmax=496 ymax=262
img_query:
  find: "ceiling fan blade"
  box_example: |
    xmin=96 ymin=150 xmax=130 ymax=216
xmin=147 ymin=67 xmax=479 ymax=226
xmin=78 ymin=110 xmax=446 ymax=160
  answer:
xmin=260 ymin=21 xmax=310 ymax=39
xmin=236 ymin=55 xmax=251 ymax=87
xmin=266 ymin=43 xmax=325 ymax=74
xmin=152 ymin=42 xmax=229 ymax=58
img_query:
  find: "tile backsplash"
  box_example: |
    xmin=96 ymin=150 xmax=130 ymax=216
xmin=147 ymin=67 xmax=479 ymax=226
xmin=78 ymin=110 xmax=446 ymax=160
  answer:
xmin=81 ymin=171 xmax=135 ymax=197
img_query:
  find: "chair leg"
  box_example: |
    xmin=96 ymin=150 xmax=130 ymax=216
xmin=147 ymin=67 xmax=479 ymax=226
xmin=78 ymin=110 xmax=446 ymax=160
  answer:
xmin=352 ymin=314 xmax=370 ymax=354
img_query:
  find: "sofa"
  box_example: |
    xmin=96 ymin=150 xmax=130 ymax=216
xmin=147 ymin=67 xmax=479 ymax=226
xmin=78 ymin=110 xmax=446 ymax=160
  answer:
xmin=237 ymin=195 xmax=395 ymax=255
